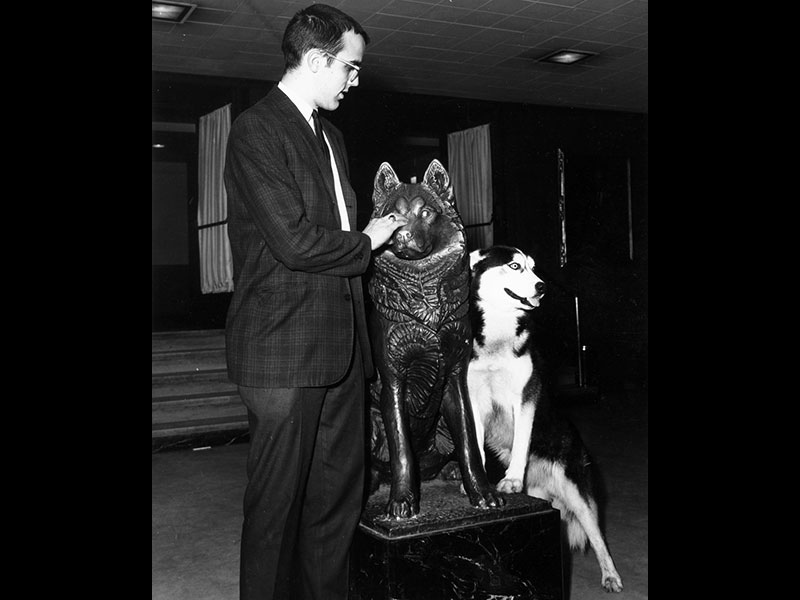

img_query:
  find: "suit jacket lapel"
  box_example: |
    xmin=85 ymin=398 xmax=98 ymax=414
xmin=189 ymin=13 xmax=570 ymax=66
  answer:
xmin=269 ymin=87 xmax=338 ymax=204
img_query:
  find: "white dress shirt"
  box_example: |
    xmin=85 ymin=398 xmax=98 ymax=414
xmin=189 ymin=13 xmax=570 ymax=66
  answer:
xmin=277 ymin=82 xmax=350 ymax=231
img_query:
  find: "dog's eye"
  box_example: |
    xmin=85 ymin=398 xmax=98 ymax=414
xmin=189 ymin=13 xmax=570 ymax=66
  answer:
xmin=420 ymin=209 xmax=430 ymax=218
xmin=508 ymin=262 xmax=521 ymax=270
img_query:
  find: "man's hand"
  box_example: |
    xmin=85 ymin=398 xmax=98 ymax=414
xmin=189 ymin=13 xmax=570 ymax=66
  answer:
xmin=362 ymin=213 xmax=409 ymax=251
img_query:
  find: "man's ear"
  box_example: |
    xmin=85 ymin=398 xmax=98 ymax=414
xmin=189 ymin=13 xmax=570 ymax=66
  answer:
xmin=306 ymin=49 xmax=325 ymax=74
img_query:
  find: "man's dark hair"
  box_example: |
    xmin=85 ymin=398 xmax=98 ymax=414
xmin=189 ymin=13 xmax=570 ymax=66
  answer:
xmin=282 ymin=3 xmax=370 ymax=71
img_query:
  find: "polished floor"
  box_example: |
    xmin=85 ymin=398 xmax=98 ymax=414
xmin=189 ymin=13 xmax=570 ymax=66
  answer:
xmin=152 ymin=385 xmax=648 ymax=600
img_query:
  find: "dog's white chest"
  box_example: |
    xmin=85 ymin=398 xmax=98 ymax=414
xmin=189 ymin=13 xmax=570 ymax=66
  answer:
xmin=469 ymin=308 xmax=532 ymax=407
xmin=476 ymin=310 xmax=527 ymax=360
xmin=471 ymin=345 xmax=531 ymax=388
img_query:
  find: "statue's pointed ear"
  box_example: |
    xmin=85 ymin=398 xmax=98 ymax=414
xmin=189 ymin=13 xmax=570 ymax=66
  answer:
xmin=372 ymin=162 xmax=401 ymax=213
xmin=374 ymin=162 xmax=400 ymax=196
xmin=423 ymin=159 xmax=453 ymax=204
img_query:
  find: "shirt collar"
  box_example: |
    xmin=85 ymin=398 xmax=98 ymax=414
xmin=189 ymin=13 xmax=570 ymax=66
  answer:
xmin=277 ymin=81 xmax=315 ymax=128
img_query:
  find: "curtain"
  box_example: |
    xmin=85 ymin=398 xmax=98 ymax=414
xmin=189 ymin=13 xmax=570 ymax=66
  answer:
xmin=197 ymin=104 xmax=234 ymax=294
xmin=446 ymin=123 xmax=493 ymax=251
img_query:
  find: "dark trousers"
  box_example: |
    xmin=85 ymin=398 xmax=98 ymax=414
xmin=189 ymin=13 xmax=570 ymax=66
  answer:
xmin=238 ymin=342 xmax=365 ymax=600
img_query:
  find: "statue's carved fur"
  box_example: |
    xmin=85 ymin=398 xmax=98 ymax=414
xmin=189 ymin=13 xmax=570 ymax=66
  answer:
xmin=367 ymin=159 xmax=504 ymax=518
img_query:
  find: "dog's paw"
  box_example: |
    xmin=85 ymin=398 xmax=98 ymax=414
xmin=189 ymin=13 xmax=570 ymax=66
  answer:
xmin=385 ymin=500 xmax=418 ymax=519
xmin=496 ymin=477 xmax=523 ymax=493
xmin=601 ymin=574 xmax=623 ymax=593
xmin=385 ymin=489 xmax=420 ymax=519
xmin=466 ymin=485 xmax=505 ymax=509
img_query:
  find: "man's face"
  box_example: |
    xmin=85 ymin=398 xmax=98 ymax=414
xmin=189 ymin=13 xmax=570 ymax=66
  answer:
xmin=316 ymin=30 xmax=365 ymax=112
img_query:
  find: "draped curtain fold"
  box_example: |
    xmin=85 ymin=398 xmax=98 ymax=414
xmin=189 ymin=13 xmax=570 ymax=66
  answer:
xmin=197 ymin=104 xmax=234 ymax=294
xmin=446 ymin=123 xmax=493 ymax=251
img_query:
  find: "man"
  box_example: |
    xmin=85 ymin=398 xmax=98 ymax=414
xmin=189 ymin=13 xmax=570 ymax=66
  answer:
xmin=223 ymin=4 xmax=407 ymax=599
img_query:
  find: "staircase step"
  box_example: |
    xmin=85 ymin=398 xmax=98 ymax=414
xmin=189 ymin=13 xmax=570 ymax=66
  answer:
xmin=152 ymin=415 xmax=249 ymax=439
xmin=152 ymin=329 xmax=226 ymax=353
xmin=151 ymin=329 xmax=243 ymax=443
xmin=152 ymin=391 xmax=246 ymax=425
xmin=151 ymin=348 xmax=227 ymax=375
xmin=152 ymin=369 xmax=237 ymax=398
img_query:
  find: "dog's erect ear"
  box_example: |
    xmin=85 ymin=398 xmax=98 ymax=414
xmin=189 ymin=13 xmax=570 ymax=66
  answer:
xmin=423 ymin=159 xmax=454 ymax=204
xmin=374 ymin=162 xmax=400 ymax=195
xmin=373 ymin=162 xmax=401 ymax=212
xmin=469 ymin=248 xmax=486 ymax=272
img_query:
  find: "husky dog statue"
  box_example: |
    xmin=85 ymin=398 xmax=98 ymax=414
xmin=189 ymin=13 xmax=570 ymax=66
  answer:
xmin=367 ymin=160 xmax=503 ymax=519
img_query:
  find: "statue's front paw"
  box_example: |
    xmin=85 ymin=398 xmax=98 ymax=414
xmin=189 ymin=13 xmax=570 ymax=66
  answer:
xmin=385 ymin=489 xmax=419 ymax=519
xmin=496 ymin=477 xmax=523 ymax=493
xmin=466 ymin=483 xmax=505 ymax=509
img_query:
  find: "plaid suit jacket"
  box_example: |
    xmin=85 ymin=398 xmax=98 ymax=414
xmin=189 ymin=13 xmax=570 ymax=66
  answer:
xmin=224 ymin=86 xmax=374 ymax=387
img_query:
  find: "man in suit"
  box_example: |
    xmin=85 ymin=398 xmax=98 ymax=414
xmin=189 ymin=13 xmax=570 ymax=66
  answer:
xmin=223 ymin=5 xmax=408 ymax=599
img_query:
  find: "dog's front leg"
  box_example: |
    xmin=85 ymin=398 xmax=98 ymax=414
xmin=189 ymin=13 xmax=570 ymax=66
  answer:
xmin=495 ymin=360 xmax=539 ymax=493
xmin=442 ymin=369 xmax=505 ymax=509
xmin=496 ymin=397 xmax=535 ymax=493
xmin=379 ymin=377 xmax=420 ymax=518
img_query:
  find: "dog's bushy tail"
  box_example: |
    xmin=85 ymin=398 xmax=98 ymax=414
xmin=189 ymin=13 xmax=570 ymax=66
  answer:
xmin=527 ymin=458 xmax=591 ymax=551
xmin=563 ymin=512 xmax=589 ymax=550
xmin=559 ymin=492 xmax=601 ymax=552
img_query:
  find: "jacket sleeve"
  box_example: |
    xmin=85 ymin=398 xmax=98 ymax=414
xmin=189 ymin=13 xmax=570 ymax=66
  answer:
xmin=224 ymin=112 xmax=371 ymax=277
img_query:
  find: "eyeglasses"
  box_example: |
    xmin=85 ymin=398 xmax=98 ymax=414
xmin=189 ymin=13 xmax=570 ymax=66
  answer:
xmin=322 ymin=51 xmax=361 ymax=83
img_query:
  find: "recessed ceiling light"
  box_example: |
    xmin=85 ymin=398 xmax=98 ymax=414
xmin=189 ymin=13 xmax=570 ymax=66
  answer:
xmin=539 ymin=49 xmax=597 ymax=65
xmin=152 ymin=1 xmax=197 ymax=24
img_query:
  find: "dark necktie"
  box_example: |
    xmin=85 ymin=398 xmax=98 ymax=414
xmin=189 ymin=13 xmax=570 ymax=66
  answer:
xmin=311 ymin=110 xmax=330 ymax=161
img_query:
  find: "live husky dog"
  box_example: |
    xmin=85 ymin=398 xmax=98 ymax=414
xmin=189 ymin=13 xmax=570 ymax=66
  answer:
xmin=467 ymin=245 xmax=623 ymax=593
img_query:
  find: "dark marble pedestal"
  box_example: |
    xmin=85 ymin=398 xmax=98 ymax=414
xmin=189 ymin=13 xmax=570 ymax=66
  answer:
xmin=350 ymin=479 xmax=563 ymax=600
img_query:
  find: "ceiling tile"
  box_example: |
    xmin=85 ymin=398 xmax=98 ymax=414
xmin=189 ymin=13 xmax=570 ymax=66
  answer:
xmin=151 ymin=0 xmax=648 ymax=113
